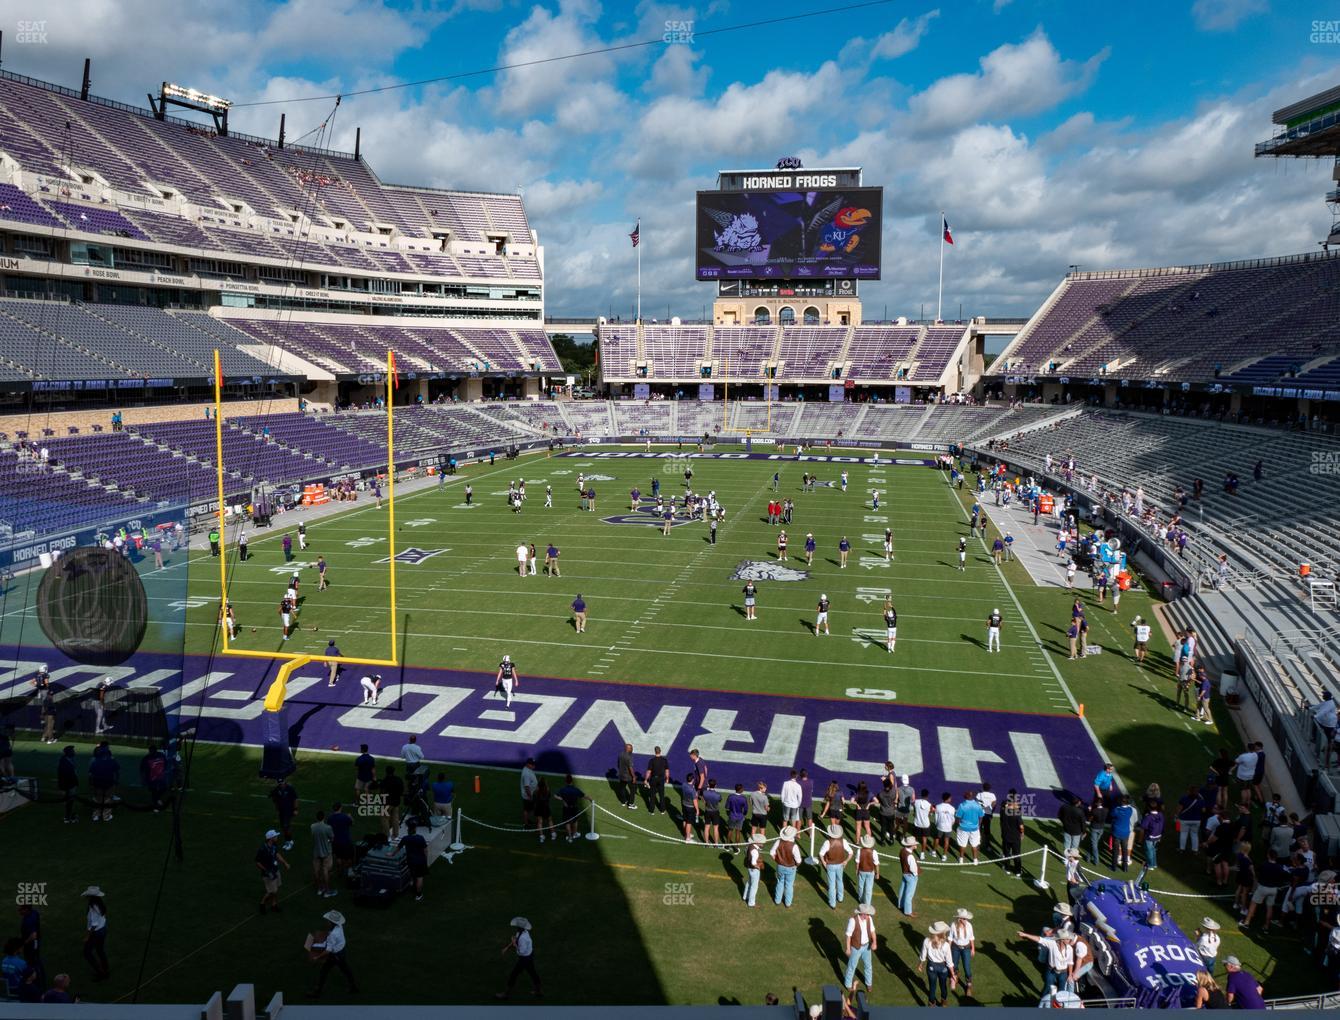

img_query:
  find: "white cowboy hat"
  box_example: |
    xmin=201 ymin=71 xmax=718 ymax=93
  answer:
xmin=1054 ymin=903 xmax=1073 ymax=916
xmin=510 ymin=916 xmax=532 ymax=931
xmin=860 ymin=835 xmax=875 ymax=849
xmin=827 ymin=823 xmax=843 ymax=838
xmin=901 ymin=836 xmax=917 ymax=847
xmin=1201 ymin=917 xmax=1221 ymax=931
xmin=1065 ymin=848 xmax=1081 ymax=858
xmin=955 ymin=908 xmax=974 ymax=920
xmin=928 ymin=920 xmax=950 ymax=935
xmin=857 ymin=903 xmax=876 ymax=916
xmin=80 ymin=886 xmax=104 ymax=898
xmin=750 ymin=833 xmax=765 ymax=844
xmin=265 ymin=829 xmax=280 ymax=840
xmin=780 ymin=826 xmax=798 ymax=841
xmin=322 ymin=910 xmax=346 ymax=926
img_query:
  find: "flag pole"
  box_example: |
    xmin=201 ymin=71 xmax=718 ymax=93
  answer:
xmin=937 ymin=210 xmax=945 ymax=324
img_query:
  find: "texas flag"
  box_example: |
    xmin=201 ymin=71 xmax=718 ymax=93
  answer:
xmin=942 ymin=215 xmax=954 ymax=246
xmin=629 ymin=221 xmax=640 ymax=248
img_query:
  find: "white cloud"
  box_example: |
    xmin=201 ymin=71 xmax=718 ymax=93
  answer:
xmin=628 ymin=62 xmax=845 ymax=177
xmin=908 ymin=29 xmax=1107 ymax=132
xmin=1191 ymin=0 xmax=1269 ymax=32
xmin=870 ymin=10 xmax=940 ymax=61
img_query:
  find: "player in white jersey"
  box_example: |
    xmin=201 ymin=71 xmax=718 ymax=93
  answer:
xmin=544 ymin=485 xmax=553 ymax=509
xmin=884 ymin=602 xmax=897 ymax=654
xmin=883 ymin=529 xmax=894 ymax=562
xmin=360 ymin=674 xmax=383 ymax=706
xmin=815 ymin=594 xmax=830 ymax=636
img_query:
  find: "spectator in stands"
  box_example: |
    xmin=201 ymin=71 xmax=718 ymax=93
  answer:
xmin=1311 ymin=693 xmax=1337 ymax=766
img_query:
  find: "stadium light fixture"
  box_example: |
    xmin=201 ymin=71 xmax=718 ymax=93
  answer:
xmin=163 ymin=82 xmax=232 ymax=111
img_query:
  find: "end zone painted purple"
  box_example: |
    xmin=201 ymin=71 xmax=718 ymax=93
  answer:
xmin=1 ymin=646 xmax=1100 ymax=814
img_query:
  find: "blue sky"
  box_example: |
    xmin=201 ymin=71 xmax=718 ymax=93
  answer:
xmin=3 ymin=0 xmax=1336 ymax=318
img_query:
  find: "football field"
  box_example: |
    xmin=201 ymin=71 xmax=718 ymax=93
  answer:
xmin=0 ymin=445 xmax=1311 ymax=1006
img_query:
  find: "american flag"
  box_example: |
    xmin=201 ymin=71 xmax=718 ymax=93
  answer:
xmin=629 ymin=221 xmax=640 ymax=248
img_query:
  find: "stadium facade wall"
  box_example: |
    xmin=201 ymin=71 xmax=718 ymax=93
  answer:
xmin=0 ymin=398 xmax=302 ymax=436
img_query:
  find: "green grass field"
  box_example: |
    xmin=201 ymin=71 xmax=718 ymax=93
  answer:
xmin=0 ymin=446 xmax=1318 ymax=1007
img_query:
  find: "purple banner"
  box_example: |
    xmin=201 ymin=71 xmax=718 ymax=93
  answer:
xmin=0 ymin=647 xmax=1101 ymax=814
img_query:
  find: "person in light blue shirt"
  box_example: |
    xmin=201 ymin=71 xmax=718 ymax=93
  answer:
xmin=954 ymin=792 xmax=985 ymax=864
xmin=1093 ymin=763 xmax=1116 ymax=805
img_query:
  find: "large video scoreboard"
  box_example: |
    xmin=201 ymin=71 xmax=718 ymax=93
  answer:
xmin=696 ymin=166 xmax=882 ymax=283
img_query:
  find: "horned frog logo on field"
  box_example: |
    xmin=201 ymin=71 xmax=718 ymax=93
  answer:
xmin=730 ymin=560 xmax=811 ymax=582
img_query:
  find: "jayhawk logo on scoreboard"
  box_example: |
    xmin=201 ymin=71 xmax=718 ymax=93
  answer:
xmin=818 ymin=206 xmax=872 ymax=254
xmin=730 ymin=560 xmax=811 ymax=582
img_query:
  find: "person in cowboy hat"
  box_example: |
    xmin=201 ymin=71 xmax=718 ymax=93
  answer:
xmin=949 ymin=908 xmax=976 ymax=994
xmin=770 ymin=825 xmax=802 ymax=908
xmin=917 ymin=920 xmax=955 ymax=1006
xmin=309 ymin=909 xmax=358 ymax=996
xmin=1017 ymin=927 xmax=1076 ymax=994
xmin=819 ymin=822 xmax=853 ymax=909
xmin=497 ymin=916 xmax=541 ymax=999
xmin=842 ymin=903 xmax=878 ymax=993
xmin=255 ymin=829 xmax=289 ymax=915
xmin=742 ymin=832 xmax=766 ymax=908
xmin=897 ymin=835 xmax=920 ymax=916
xmin=1193 ymin=917 xmax=1222 ymax=973
xmin=854 ymin=834 xmax=880 ymax=906
xmin=80 ymin=886 xmax=109 ymax=981
xmin=1064 ymin=846 xmax=1084 ymax=888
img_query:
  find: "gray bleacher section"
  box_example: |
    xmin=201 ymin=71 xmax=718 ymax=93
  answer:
xmin=977 ymin=408 xmax=1340 ymax=799
xmin=992 ymin=251 xmax=1340 ymax=385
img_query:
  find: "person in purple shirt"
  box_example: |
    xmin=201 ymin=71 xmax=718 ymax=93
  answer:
xmin=838 ymin=536 xmax=851 ymax=569
xmin=725 ymin=783 xmax=749 ymax=851
xmin=798 ymin=769 xmax=815 ymax=829
xmin=688 ymin=749 xmax=708 ymax=794
xmin=1224 ymin=957 xmax=1264 ymax=1008
xmin=1140 ymin=805 xmax=1165 ymax=869
xmin=571 ymin=594 xmax=587 ymax=634
xmin=282 ymin=534 xmax=292 ymax=562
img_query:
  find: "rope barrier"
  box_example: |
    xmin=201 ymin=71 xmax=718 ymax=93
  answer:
xmin=1039 ymin=847 xmax=1236 ymax=899
xmin=456 ymin=811 xmax=570 ymax=836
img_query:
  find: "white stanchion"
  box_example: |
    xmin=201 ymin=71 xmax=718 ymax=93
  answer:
xmin=1034 ymin=844 xmax=1050 ymax=889
xmin=585 ymin=799 xmax=600 ymax=841
xmin=449 ymin=809 xmax=464 ymax=851
xmin=803 ymin=822 xmax=818 ymax=866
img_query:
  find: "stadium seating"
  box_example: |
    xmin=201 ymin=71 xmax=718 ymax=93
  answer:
xmin=993 ymin=252 xmax=1340 ymax=385
xmin=601 ymin=323 xmax=971 ymax=386
xmin=0 ymin=70 xmax=539 ymax=287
